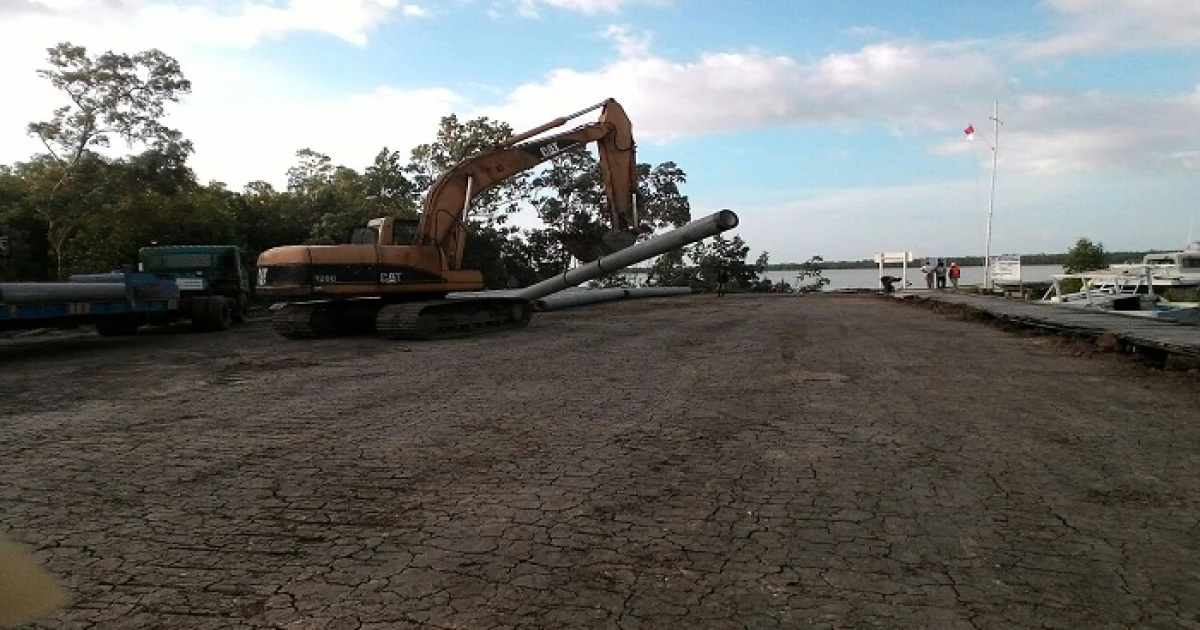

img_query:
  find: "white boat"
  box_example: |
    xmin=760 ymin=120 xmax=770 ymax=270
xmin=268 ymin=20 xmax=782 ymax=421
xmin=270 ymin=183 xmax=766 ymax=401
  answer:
xmin=1105 ymin=241 xmax=1200 ymax=290
xmin=1041 ymin=267 xmax=1200 ymax=324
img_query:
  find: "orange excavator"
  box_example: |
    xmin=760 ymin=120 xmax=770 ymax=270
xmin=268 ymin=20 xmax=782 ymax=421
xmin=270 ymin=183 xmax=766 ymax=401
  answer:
xmin=255 ymin=98 xmax=652 ymax=340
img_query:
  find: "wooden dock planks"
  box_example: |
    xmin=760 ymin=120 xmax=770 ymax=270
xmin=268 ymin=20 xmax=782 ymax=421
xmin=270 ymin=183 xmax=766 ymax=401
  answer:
xmin=904 ymin=291 xmax=1200 ymax=359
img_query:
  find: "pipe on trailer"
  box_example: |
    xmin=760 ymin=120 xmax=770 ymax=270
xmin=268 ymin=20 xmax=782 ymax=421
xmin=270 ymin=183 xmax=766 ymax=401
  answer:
xmin=0 ymin=282 xmax=132 ymax=304
xmin=514 ymin=209 xmax=739 ymax=303
xmin=1 ymin=272 xmax=180 ymax=305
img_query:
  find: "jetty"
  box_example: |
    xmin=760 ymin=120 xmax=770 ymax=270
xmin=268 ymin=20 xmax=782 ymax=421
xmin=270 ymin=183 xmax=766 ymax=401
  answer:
xmin=896 ymin=289 xmax=1200 ymax=361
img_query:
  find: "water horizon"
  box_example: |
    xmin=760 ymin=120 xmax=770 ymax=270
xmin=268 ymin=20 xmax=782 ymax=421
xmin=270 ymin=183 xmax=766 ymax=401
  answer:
xmin=617 ymin=264 xmax=1065 ymax=292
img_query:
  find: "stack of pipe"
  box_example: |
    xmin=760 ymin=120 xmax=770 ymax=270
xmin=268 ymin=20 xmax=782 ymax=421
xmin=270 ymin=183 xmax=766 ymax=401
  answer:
xmin=530 ymin=286 xmax=692 ymax=311
xmin=1 ymin=273 xmax=179 ymax=304
xmin=0 ymin=282 xmax=131 ymax=304
xmin=446 ymin=209 xmax=739 ymax=312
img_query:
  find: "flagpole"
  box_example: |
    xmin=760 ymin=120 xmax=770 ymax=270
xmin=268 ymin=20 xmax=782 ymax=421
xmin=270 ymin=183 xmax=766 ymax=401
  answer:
xmin=984 ymin=100 xmax=1002 ymax=291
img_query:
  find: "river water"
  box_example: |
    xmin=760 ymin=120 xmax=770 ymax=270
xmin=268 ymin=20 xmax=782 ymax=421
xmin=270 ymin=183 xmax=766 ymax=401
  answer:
xmin=619 ymin=264 xmax=1066 ymax=291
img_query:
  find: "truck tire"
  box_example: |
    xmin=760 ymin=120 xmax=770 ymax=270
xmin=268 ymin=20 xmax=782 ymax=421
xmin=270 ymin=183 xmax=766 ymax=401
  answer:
xmin=232 ymin=294 xmax=248 ymax=323
xmin=95 ymin=316 xmax=140 ymax=337
xmin=192 ymin=296 xmax=233 ymax=332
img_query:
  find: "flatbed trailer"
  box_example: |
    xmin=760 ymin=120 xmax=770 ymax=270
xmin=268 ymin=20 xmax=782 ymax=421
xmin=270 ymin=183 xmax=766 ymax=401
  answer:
xmin=0 ymin=270 xmax=229 ymax=336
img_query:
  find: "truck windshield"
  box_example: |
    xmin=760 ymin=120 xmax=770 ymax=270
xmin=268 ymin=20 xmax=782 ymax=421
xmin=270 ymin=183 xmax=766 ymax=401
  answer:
xmin=146 ymin=253 xmax=216 ymax=270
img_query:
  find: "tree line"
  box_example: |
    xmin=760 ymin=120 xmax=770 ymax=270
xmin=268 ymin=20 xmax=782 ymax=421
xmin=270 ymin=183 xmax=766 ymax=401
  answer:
xmin=0 ymin=42 xmax=821 ymax=293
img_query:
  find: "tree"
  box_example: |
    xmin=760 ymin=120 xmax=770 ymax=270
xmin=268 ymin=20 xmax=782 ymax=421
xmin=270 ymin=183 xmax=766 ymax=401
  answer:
xmin=689 ymin=234 xmax=764 ymax=292
xmin=285 ymin=148 xmax=378 ymax=244
xmin=363 ymin=147 xmax=417 ymax=217
xmin=25 ymin=41 xmax=192 ymax=277
xmin=645 ymin=248 xmax=690 ymax=287
xmin=405 ymin=114 xmax=525 ymax=226
xmin=792 ymin=255 xmax=831 ymax=293
xmin=635 ymin=161 xmax=691 ymax=231
xmin=1063 ymin=237 xmax=1107 ymax=274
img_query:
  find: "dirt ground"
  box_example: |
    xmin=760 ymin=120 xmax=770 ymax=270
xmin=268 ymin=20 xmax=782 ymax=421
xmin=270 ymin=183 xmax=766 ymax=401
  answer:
xmin=2 ymin=293 xmax=1199 ymax=629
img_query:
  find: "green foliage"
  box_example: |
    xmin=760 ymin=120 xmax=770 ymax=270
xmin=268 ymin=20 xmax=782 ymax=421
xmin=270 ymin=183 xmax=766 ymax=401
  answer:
xmin=646 ymin=248 xmax=690 ymax=287
xmin=689 ymin=234 xmax=766 ymax=292
xmin=406 ymin=114 xmax=522 ymax=226
xmin=26 ymin=42 xmax=192 ymax=278
xmin=1063 ymin=237 xmax=1108 ymax=274
xmin=791 ymin=255 xmax=831 ymax=293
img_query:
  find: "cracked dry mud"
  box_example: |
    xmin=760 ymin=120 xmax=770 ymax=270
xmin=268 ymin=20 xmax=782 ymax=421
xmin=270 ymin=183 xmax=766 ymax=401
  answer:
xmin=2 ymin=294 xmax=1199 ymax=629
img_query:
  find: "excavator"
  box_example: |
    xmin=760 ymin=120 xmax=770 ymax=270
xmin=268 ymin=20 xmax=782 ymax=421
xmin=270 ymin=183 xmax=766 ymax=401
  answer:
xmin=255 ymin=98 xmax=653 ymax=340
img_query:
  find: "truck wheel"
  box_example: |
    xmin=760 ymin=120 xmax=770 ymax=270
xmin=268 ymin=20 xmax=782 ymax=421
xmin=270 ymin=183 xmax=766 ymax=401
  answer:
xmin=232 ymin=294 xmax=248 ymax=323
xmin=206 ymin=296 xmax=233 ymax=331
xmin=95 ymin=316 xmax=140 ymax=337
xmin=192 ymin=296 xmax=233 ymax=332
xmin=189 ymin=297 xmax=209 ymax=332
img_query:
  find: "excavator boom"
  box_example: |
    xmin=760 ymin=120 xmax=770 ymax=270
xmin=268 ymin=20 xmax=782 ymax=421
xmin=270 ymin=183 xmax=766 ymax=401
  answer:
xmin=417 ymin=98 xmax=645 ymax=267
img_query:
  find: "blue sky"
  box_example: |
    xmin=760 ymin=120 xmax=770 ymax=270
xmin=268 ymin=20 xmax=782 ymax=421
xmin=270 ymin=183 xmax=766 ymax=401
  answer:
xmin=2 ymin=0 xmax=1199 ymax=262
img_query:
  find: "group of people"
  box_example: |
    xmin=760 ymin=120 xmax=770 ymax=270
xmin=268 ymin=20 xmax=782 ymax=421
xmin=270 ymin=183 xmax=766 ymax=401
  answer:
xmin=920 ymin=259 xmax=960 ymax=289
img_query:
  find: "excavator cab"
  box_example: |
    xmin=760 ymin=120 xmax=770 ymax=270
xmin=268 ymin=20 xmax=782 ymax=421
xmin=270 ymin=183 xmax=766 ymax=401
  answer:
xmin=392 ymin=218 xmax=420 ymax=245
xmin=349 ymin=217 xmax=421 ymax=246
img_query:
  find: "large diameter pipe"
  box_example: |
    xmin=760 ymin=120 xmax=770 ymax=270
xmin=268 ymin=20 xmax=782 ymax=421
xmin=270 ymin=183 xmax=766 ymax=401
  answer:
xmin=0 ymin=282 xmax=131 ymax=304
xmin=624 ymin=287 xmax=693 ymax=298
xmin=69 ymin=272 xmax=126 ymax=283
xmin=515 ymin=209 xmax=739 ymax=302
xmin=532 ymin=288 xmax=628 ymax=311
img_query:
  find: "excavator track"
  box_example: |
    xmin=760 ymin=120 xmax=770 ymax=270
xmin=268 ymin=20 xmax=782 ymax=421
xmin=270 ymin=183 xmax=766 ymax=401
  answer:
xmin=270 ymin=302 xmax=336 ymax=339
xmin=375 ymin=298 xmax=533 ymax=340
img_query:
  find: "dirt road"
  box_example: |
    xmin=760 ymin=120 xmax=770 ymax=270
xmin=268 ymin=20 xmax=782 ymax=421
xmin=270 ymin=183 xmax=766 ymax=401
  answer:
xmin=2 ymin=294 xmax=1198 ymax=629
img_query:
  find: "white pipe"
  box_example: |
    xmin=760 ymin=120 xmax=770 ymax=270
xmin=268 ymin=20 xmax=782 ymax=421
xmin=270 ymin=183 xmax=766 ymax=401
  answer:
xmin=533 ymin=288 xmax=628 ymax=311
xmin=515 ymin=209 xmax=739 ymax=302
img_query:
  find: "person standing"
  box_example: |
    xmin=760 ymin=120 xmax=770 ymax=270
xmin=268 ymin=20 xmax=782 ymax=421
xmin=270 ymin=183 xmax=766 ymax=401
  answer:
xmin=935 ymin=259 xmax=947 ymax=289
xmin=920 ymin=261 xmax=933 ymax=289
xmin=948 ymin=262 xmax=961 ymax=288
xmin=717 ymin=269 xmax=730 ymax=297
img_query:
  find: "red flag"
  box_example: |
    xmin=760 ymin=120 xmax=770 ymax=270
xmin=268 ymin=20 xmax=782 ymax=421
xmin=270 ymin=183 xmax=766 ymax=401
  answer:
xmin=963 ymin=124 xmax=975 ymax=141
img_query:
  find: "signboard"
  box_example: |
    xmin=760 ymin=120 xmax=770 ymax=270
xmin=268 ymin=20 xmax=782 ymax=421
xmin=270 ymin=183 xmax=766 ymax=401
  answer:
xmin=989 ymin=254 xmax=1021 ymax=284
xmin=873 ymin=251 xmax=915 ymax=264
xmin=174 ymin=277 xmax=207 ymax=291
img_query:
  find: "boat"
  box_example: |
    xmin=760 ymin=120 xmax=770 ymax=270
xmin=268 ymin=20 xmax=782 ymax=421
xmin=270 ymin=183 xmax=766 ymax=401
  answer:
xmin=1040 ymin=267 xmax=1200 ymax=324
xmin=1104 ymin=241 xmax=1200 ymax=291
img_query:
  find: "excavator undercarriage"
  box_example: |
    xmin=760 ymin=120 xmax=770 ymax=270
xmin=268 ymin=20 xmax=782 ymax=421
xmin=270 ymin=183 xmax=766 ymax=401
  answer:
xmin=269 ymin=296 xmax=534 ymax=340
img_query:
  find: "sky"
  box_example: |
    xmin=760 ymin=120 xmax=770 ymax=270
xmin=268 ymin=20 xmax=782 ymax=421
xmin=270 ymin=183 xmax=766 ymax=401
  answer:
xmin=1 ymin=0 xmax=1199 ymax=263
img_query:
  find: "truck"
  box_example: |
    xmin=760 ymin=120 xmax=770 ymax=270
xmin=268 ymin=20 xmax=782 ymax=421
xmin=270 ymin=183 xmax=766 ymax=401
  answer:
xmin=135 ymin=244 xmax=253 ymax=327
xmin=0 ymin=244 xmax=253 ymax=337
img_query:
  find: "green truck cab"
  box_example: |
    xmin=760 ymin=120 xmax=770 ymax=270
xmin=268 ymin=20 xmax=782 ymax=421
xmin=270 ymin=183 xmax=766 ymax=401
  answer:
xmin=138 ymin=245 xmax=252 ymax=331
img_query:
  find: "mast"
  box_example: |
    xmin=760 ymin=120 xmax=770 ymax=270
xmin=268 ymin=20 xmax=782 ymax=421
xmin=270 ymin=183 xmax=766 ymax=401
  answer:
xmin=984 ymin=100 xmax=1003 ymax=290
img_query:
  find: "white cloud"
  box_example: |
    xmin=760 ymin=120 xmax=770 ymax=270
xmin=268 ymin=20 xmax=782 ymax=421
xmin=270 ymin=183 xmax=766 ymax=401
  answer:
xmin=0 ymin=0 xmax=449 ymax=188
xmin=461 ymin=27 xmax=1199 ymax=180
xmin=468 ymin=30 xmax=1007 ymax=143
xmin=931 ymin=88 xmax=1200 ymax=176
xmin=2 ymin=0 xmax=1198 ymax=208
xmin=401 ymin=4 xmax=428 ymax=18
xmin=1022 ymin=0 xmax=1200 ymax=57
xmin=507 ymin=0 xmax=668 ymax=18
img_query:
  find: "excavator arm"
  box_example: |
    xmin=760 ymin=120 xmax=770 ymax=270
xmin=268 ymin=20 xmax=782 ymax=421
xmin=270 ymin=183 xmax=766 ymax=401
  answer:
xmin=414 ymin=98 xmax=650 ymax=268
